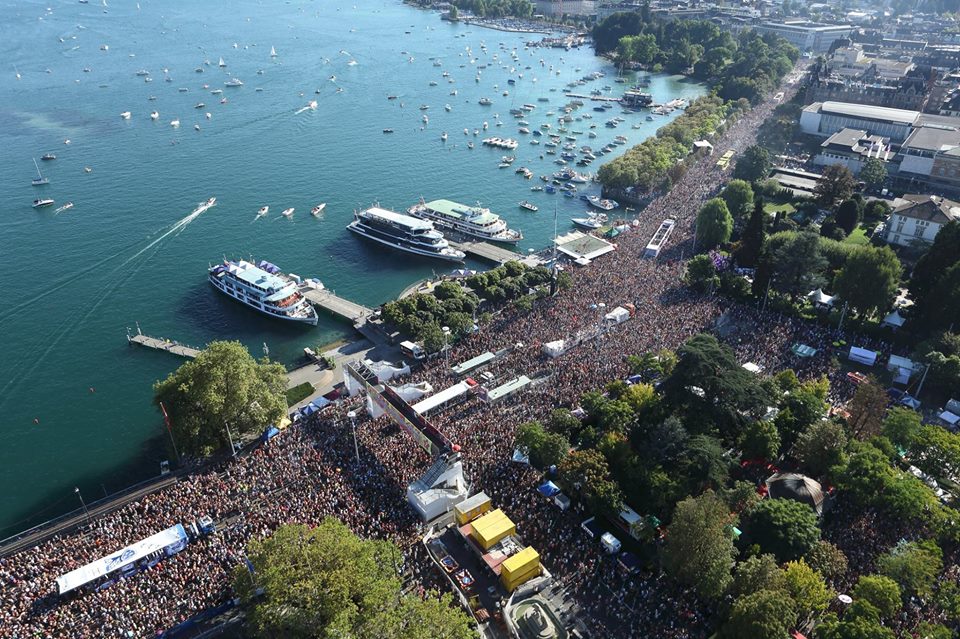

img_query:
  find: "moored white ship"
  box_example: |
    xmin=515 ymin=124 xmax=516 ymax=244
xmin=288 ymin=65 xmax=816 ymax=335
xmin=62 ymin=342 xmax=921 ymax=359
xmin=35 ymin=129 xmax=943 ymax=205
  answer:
xmin=208 ymin=259 xmax=318 ymax=325
xmin=347 ymin=206 xmax=465 ymax=261
xmin=407 ymin=198 xmax=522 ymax=244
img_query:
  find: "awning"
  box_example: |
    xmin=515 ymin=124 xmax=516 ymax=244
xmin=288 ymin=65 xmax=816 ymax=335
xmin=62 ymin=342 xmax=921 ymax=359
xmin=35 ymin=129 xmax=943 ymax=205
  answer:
xmin=882 ymin=310 xmax=906 ymax=327
xmin=807 ymin=288 xmax=835 ymax=306
xmin=538 ymin=481 xmax=561 ymax=497
xmin=939 ymin=411 xmax=960 ymax=426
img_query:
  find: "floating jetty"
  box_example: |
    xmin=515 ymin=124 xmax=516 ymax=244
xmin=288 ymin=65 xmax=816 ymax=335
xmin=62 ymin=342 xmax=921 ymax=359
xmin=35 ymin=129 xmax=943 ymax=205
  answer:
xmin=447 ymin=239 xmax=524 ymax=265
xmin=564 ymin=93 xmax=622 ymax=103
xmin=298 ymin=286 xmax=374 ymax=324
xmin=127 ymin=328 xmax=202 ymax=359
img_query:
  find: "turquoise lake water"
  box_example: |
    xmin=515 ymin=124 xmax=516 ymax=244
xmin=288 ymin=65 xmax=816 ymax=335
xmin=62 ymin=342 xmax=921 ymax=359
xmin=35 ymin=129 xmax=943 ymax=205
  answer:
xmin=0 ymin=0 xmax=704 ymax=536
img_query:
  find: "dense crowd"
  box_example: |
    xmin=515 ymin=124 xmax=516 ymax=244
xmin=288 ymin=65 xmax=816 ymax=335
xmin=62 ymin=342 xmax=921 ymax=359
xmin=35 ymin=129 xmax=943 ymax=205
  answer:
xmin=0 ymin=64 xmax=919 ymax=639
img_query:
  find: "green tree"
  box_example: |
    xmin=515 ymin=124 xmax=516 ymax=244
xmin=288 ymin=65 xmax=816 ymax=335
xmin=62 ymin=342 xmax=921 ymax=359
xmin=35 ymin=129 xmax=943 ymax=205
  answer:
xmin=815 ymin=164 xmax=857 ymax=206
xmin=737 ymin=197 xmax=767 ymax=268
xmin=153 ymin=341 xmax=287 ymax=457
xmin=728 ymin=554 xmax=786 ymax=600
xmin=834 ymin=198 xmax=863 ymax=236
xmin=836 ymin=442 xmax=897 ymax=506
xmin=910 ymin=220 xmax=960 ymax=327
xmin=916 ymin=262 xmax=960 ymax=334
xmin=859 ymin=158 xmax=887 ymax=192
xmin=878 ymin=539 xmax=943 ymax=598
xmin=833 ymin=246 xmax=901 ymax=317
xmin=514 ymin=421 xmax=570 ymax=470
xmin=235 ymin=520 xmax=474 ymax=639
xmin=793 ymin=419 xmax=848 ymax=479
xmin=663 ymin=491 xmax=738 ymax=599
xmin=846 ymin=383 xmax=889 ymax=441
xmin=721 ymin=179 xmax=755 ymax=221
xmin=720 ymin=589 xmax=798 ymax=639
xmin=558 ymin=449 xmax=624 ymax=516
xmin=851 ymin=575 xmax=901 ymax=620
xmin=741 ymin=498 xmax=821 ymax=562
xmin=882 ymin=407 xmax=922 ymax=449
xmin=739 ymin=419 xmax=781 ymax=460
xmin=696 ymin=197 xmax=734 ymax=249
xmin=784 ymin=559 xmax=834 ymax=623
xmin=805 ymin=540 xmax=848 ymax=580
xmin=684 ymin=254 xmax=720 ymax=292
xmin=764 ymin=231 xmax=828 ymax=301
xmin=733 ymin=145 xmax=773 ymax=182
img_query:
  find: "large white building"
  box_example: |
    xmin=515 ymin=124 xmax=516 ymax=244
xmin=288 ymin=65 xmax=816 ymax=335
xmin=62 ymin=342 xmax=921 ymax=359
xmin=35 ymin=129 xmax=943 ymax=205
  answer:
xmin=535 ymin=0 xmax=595 ymax=16
xmin=885 ymin=194 xmax=960 ymax=247
xmin=753 ymin=21 xmax=853 ymax=54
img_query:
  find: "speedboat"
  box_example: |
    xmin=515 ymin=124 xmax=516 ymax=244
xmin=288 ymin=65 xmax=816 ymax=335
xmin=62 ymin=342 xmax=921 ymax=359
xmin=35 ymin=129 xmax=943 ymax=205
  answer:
xmin=41 ymin=153 xmax=56 ymax=161
xmin=586 ymin=195 xmax=619 ymax=211
xmin=33 ymin=198 xmax=55 ymax=208
xmin=150 ymin=111 xmax=159 ymax=120
xmin=281 ymin=208 xmax=294 ymax=218
xmin=571 ymin=212 xmax=607 ymax=230
xmin=224 ymin=78 xmax=243 ymax=87
xmin=383 ymin=128 xmax=394 ymax=133
xmin=194 ymin=102 xmax=205 ymax=109
xmin=519 ymin=200 xmax=538 ymax=212
xmin=170 ymin=119 xmax=180 ymax=127
xmin=257 ymin=206 xmax=269 ymax=217
xmin=311 ymin=203 xmax=326 ymax=216
xmin=440 ymin=132 xmax=447 ymax=141
xmin=120 ymin=111 xmax=131 ymax=119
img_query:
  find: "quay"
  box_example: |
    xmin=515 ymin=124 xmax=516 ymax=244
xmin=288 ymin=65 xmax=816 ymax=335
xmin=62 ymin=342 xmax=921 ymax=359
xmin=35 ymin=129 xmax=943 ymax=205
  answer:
xmin=448 ymin=239 xmax=542 ymax=266
xmin=127 ymin=328 xmax=202 ymax=359
xmin=298 ymin=286 xmax=374 ymax=324
xmin=564 ymin=93 xmax=622 ymax=103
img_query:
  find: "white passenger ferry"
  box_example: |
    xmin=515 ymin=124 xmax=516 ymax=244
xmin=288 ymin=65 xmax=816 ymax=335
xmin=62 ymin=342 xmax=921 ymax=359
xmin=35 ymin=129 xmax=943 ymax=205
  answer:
xmin=208 ymin=259 xmax=318 ymax=325
xmin=407 ymin=198 xmax=522 ymax=244
xmin=347 ymin=207 xmax=465 ymax=262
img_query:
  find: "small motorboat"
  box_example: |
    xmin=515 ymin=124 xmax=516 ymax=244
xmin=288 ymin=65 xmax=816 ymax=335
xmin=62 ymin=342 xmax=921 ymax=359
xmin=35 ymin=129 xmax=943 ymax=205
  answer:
xmin=571 ymin=212 xmax=607 ymax=230
xmin=257 ymin=206 xmax=269 ymax=217
xmin=170 ymin=119 xmax=180 ymax=127
xmin=40 ymin=153 xmax=56 ymax=161
xmin=382 ymin=128 xmax=394 ymax=133
xmin=120 ymin=111 xmax=131 ymax=119
xmin=194 ymin=102 xmax=205 ymax=109
xmin=150 ymin=111 xmax=159 ymax=120
xmin=33 ymin=198 xmax=55 ymax=208
xmin=519 ymin=200 xmax=538 ymax=212
xmin=281 ymin=207 xmax=295 ymax=218
xmin=311 ymin=203 xmax=326 ymax=216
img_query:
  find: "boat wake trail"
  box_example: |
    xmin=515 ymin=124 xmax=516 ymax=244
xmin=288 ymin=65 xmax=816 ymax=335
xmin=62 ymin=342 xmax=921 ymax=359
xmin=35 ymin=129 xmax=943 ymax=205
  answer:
xmin=0 ymin=199 xmax=216 ymax=409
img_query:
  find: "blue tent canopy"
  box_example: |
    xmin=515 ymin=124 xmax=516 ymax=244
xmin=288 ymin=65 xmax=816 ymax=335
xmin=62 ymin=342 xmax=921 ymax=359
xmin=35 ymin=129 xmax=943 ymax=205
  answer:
xmin=301 ymin=404 xmax=318 ymax=416
xmin=617 ymin=551 xmax=640 ymax=574
xmin=262 ymin=426 xmax=280 ymax=442
xmin=310 ymin=396 xmax=331 ymax=410
xmin=627 ymin=374 xmax=643 ymax=384
xmin=538 ymin=480 xmax=560 ymax=497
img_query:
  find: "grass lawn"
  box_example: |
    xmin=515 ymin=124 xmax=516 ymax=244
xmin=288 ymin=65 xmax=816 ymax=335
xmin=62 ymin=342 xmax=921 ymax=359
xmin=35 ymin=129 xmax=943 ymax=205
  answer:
xmin=286 ymin=382 xmax=315 ymax=407
xmin=844 ymin=227 xmax=870 ymax=246
xmin=764 ymin=202 xmax=796 ymax=215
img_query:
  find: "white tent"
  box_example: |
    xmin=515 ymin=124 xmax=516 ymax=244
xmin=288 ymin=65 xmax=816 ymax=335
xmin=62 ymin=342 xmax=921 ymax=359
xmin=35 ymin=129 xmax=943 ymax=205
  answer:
xmin=808 ymin=288 xmax=835 ymax=307
xmin=882 ymin=310 xmax=906 ymax=328
xmin=849 ymin=346 xmax=878 ymax=366
xmin=542 ymin=340 xmax=566 ymax=358
xmin=742 ymin=362 xmax=762 ymax=374
xmin=605 ymin=307 xmax=630 ymax=324
xmin=887 ymin=355 xmax=915 ymax=385
xmin=601 ymin=532 xmax=622 ymax=554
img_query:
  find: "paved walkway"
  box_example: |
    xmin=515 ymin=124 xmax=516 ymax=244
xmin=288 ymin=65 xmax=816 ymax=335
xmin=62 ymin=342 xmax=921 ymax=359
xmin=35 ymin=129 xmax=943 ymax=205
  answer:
xmin=286 ymin=338 xmax=399 ymax=412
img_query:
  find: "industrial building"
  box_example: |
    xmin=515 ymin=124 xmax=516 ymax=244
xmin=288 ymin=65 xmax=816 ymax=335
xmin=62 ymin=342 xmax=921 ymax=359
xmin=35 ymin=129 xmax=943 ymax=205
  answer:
xmin=752 ymin=21 xmax=853 ymax=54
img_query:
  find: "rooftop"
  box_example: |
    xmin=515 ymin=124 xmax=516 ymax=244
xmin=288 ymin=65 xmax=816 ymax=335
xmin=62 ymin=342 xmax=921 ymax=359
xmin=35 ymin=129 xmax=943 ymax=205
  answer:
xmin=902 ymin=125 xmax=960 ymax=151
xmin=423 ymin=199 xmax=499 ymax=225
xmin=229 ymin=261 xmax=291 ymax=293
xmin=363 ymin=206 xmax=433 ymax=231
xmin=819 ymin=101 xmax=920 ymax=125
xmin=892 ymin=195 xmax=960 ymax=224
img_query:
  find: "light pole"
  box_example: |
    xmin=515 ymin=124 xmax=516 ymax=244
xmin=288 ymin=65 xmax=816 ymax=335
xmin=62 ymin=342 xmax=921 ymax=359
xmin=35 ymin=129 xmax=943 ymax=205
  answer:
xmin=442 ymin=326 xmax=451 ymax=367
xmin=224 ymin=422 xmax=236 ymax=458
xmin=348 ymin=410 xmax=359 ymax=463
xmin=74 ymin=487 xmax=90 ymax=524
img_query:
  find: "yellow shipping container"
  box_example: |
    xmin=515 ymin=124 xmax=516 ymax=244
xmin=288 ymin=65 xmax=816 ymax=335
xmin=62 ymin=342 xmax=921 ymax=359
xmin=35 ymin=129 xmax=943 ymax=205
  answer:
xmin=455 ymin=492 xmax=492 ymax=526
xmin=502 ymin=547 xmax=540 ymax=578
xmin=471 ymin=509 xmax=516 ymax=550
xmin=501 ymin=564 xmax=541 ymax=592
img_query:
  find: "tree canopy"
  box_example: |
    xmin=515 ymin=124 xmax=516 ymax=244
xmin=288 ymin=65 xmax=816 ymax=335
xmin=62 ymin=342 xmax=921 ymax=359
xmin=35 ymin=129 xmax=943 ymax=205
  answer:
xmin=740 ymin=498 xmax=821 ymax=562
xmin=833 ymin=245 xmax=901 ymax=317
xmin=815 ymin=164 xmax=857 ymax=206
xmin=515 ymin=421 xmax=570 ymax=470
xmin=663 ymin=491 xmax=738 ymax=599
xmin=696 ymin=198 xmax=734 ymax=249
xmin=234 ymin=520 xmax=474 ymax=639
xmin=153 ymin=340 xmax=287 ymax=458
xmin=734 ymin=145 xmax=773 ymax=182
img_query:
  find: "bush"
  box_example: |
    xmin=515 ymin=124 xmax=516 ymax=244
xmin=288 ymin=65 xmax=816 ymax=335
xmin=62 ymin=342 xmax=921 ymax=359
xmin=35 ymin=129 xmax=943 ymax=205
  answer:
xmin=285 ymin=382 xmax=315 ymax=407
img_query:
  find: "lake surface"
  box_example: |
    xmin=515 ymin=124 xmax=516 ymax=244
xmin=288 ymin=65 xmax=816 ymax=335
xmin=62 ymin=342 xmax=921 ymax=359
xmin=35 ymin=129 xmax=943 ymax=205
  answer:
xmin=0 ymin=0 xmax=704 ymax=536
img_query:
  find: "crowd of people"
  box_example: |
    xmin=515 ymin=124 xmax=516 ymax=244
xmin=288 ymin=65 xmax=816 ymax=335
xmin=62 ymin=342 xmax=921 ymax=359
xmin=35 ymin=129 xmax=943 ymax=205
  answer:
xmin=0 ymin=63 xmax=931 ymax=639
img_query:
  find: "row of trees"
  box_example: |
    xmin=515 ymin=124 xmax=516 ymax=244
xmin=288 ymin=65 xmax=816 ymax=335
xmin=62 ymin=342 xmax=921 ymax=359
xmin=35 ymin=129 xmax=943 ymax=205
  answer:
xmin=597 ymin=94 xmax=733 ymax=191
xmin=381 ymin=281 xmax=480 ymax=353
xmin=411 ymin=0 xmax=533 ymax=18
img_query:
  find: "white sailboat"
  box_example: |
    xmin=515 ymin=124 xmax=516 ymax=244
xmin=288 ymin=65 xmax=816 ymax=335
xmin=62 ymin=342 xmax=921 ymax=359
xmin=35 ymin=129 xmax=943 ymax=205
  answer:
xmin=270 ymin=45 xmax=277 ymax=58
xmin=32 ymin=158 xmax=49 ymax=186
xmin=218 ymin=56 xmax=226 ymax=68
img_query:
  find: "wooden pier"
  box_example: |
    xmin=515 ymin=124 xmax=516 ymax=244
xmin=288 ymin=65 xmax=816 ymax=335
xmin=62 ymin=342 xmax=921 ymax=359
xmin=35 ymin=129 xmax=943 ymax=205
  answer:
xmin=299 ymin=286 xmax=374 ymax=324
xmin=447 ymin=240 xmax=541 ymax=266
xmin=564 ymin=93 xmax=622 ymax=103
xmin=128 ymin=331 xmax=202 ymax=359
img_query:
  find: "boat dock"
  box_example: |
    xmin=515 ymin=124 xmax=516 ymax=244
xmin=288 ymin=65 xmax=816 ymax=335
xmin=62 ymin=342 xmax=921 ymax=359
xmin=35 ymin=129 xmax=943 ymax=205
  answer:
xmin=298 ymin=286 xmax=374 ymax=324
xmin=564 ymin=93 xmax=622 ymax=103
xmin=127 ymin=328 xmax=202 ymax=359
xmin=447 ymin=239 xmax=537 ymax=265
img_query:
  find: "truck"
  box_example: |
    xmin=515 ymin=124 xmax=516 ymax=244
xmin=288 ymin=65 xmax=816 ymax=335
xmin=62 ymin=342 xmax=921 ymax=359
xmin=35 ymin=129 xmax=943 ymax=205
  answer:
xmin=400 ymin=340 xmax=426 ymax=360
